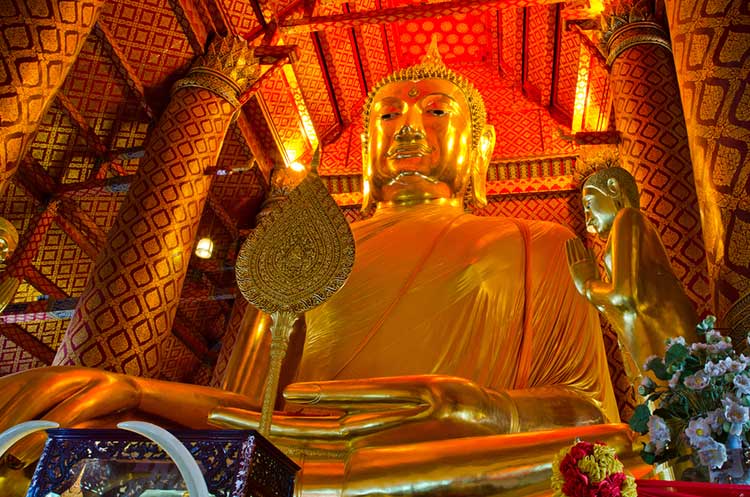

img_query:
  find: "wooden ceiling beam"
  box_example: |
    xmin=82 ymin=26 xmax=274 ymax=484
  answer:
xmin=93 ymin=22 xmax=155 ymax=121
xmin=54 ymin=199 xmax=109 ymax=261
xmin=23 ymin=265 xmax=69 ymax=300
xmin=16 ymin=159 xmax=58 ymax=203
xmin=168 ymin=0 xmax=209 ymax=54
xmin=1 ymin=290 xmax=235 ymax=324
xmin=55 ymin=92 xmax=109 ymax=158
xmin=280 ymin=0 xmax=565 ymax=33
xmin=0 ymin=323 xmax=56 ymax=365
xmin=207 ymin=192 xmax=240 ymax=240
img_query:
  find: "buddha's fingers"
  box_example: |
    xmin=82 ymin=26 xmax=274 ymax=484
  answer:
xmin=209 ymin=405 xmax=428 ymax=440
xmin=567 ymin=237 xmax=588 ymax=263
xmin=283 ymin=379 xmax=436 ymax=409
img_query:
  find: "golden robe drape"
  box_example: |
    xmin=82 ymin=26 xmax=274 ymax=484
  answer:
xmin=298 ymin=203 xmax=619 ymax=422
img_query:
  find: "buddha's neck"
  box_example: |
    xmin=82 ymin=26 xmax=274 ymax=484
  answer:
xmin=374 ymin=197 xmax=464 ymax=215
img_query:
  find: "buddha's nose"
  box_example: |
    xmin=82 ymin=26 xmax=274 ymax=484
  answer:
xmin=395 ymin=124 xmax=425 ymax=142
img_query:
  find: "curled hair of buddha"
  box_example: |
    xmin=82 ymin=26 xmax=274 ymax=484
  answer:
xmin=577 ymin=152 xmax=640 ymax=209
xmin=362 ymin=37 xmax=487 ymax=150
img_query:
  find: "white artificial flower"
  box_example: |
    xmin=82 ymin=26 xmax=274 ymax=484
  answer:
xmin=691 ymin=342 xmax=708 ymax=352
xmin=728 ymin=360 xmax=747 ymax=374
xmin=706 ymin=408 xmax=724 ymax=431
xmin=734 ymin=374 xmax=750 ymax=395
xmin=724 ymin=399 xmax=750 ymax=424
xmin=697 ymin=439 xmax=728 ymax=469
xmin=666 ymin=336 xmax=686 ymax=348
xmin=684 ymin=371 xmax=710 ymax=390
xmin=685 ymin=417 xmax=713 ymax=447
xmin=669 ymin=370 xmax=682 ymax=389
xmin=704 ymin=360 xmax=726 ymax=377
xmin=647 ymin=415 xmax=671 ymax=455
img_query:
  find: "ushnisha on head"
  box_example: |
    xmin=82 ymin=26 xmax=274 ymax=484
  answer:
xmin=577 ymin=156 xmax=640 ymax=238
xmin=361 ymin=38 xmax=495 ymax=210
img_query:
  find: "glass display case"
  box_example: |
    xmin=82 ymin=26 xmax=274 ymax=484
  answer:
xmin=26 ymin=429 xmax=298 ymax=497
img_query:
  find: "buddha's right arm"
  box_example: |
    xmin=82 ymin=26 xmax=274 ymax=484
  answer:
xmin=0 ymin=366 xmax=260 ymax=465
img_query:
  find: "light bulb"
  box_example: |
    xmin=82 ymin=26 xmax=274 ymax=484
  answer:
xmin=195 ymin=237 xmax=214 ymax=259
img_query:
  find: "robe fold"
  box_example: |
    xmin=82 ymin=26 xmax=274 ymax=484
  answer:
xmin=298 ymin=203 xmax=618 ymax=422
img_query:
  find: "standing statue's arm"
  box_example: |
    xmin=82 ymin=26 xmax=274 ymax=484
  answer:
xmin=584 ymin=209 xmax=641 ymax=310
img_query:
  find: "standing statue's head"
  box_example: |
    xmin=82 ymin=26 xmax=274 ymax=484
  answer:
xmin=579 ymin=157 xmax=640 ymax=239
xmin=361 ymin=39 xmax=495 ymax=210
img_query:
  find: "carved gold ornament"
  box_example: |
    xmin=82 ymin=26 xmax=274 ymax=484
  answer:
xmin=236 ymin=150 xmax=355 ymax=315
xmin=235 ymin=149 xmax=355 ymax=434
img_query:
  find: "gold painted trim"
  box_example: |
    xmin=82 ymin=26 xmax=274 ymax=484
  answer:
xmin=605 ymin=22 xmax=671 ymax=66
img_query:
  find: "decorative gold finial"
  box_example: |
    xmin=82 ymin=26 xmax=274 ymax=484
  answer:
xmin=421 ymin=35 xmax=442 ymax=67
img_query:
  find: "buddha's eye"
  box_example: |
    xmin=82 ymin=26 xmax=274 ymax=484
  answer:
xmin=426 ymin=109 xmax=447 ymax=117
xmin=381 ymin=112 xmax=400 ymax=120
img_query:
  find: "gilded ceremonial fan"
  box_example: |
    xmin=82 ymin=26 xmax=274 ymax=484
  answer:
xmin=235 ymin=148 xmax=355 ymax=434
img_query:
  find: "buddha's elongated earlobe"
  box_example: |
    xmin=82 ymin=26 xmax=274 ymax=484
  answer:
xmin=470 ymin=125 xmax=496 ymax=207
xmin=361 ymin=133 xmax=373 ymax=212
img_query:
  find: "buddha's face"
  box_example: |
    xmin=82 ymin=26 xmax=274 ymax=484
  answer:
xmin=582 ymin=183 xmax=620 ymax=239
xmin=366 ymin=78 xmax=472 ymax=205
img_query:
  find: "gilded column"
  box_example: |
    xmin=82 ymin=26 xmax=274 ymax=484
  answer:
xmin=602 ymin=9 xmax=711 ymax=314
xmin=663 ymin=0 xmax=750 ymax=332
xmin=53 ymin=37 xmax=260 ymax=377
xmin=0 ymin=0 xmax=103 ymax=194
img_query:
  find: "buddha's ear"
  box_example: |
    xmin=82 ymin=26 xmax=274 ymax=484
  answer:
xmin=606 ymin=177 xmax=625 ymax=209
xmin=361 ymin=133 xmax=373 ymax=212
xmin=470 ymin=124 xmax=495 ymax=207
xmin=606 ymin=177 xmax=621 ymax=197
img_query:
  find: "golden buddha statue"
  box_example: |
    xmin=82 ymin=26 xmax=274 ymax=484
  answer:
xmin=0 ymin=45 xmax=646 ymax=497
xmin=566 ymin=160 xmax=699 ymax=374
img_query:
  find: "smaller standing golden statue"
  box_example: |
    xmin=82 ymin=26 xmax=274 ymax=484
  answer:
xmin=235 ymin=148 xmax=355 ymax=435
xmin=566 ymin=157 xmax=699 ymax=377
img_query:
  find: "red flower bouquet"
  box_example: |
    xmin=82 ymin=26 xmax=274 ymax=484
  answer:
xmin=551 ymin=441 xmax=637 ymax=497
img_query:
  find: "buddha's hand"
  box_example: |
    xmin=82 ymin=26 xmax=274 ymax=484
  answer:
xmin=286 ymin=375 xmax=513 ymax=439
xmin=565 ymin=237 xmax=599 ymax=296
xmin=210 ymin=375 xmax=512 ymax=441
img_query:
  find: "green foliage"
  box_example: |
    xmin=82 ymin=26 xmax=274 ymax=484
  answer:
xmin=629 ymin=404 xmax=650 ymax=434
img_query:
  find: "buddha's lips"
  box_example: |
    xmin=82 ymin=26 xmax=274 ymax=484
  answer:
xmin=386 ymin=143 xmax=433 ymax=159
xmin=386 ymin=171 xmax=439 ymax=185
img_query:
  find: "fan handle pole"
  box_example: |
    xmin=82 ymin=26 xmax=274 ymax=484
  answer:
xmin=259 ymin=310 xmax=299 ymax=436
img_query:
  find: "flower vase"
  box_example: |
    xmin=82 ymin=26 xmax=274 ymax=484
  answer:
xmin=707 ymin=436 xmax=750 ymax=485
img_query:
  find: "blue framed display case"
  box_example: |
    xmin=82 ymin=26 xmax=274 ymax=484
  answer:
xmin=26 ymin=429 xmax=298 ymax=497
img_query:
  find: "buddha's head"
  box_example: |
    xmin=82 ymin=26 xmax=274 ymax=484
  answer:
xmin=361 ymin=40 xmax=495 ymax=210
xmin=0 ymin=217 xmax=18 ymax=263
xmin=581 ymin=164 xmax=639 ymax=239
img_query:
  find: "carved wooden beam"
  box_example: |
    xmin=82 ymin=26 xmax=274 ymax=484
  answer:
xmin=93 ymin=21 xmax=155 ymax=121
xmin=0 ymin=323 xmax=56 ymax=365
xmin=56 ymin=92 xmax=108 ymax=157
xmin=280 ymin=0 xmax=564 ymax=33
xmin=23 ymin=265 xmax=69 ymax=300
